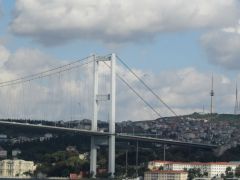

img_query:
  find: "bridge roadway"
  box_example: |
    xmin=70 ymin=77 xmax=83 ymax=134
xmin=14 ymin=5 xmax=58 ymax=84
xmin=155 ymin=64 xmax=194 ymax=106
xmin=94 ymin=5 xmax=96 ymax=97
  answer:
xmin=0 ymin=120 xmax=217 ymax=149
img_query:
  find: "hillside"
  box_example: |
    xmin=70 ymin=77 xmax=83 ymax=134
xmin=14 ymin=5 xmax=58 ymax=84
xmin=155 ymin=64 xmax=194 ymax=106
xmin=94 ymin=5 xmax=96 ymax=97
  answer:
xmin=0 ymin=114 xmax=240 ymax=177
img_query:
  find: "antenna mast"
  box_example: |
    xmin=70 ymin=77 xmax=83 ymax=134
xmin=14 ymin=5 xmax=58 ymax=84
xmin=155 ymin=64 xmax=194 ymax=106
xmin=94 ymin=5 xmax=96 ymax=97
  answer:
xmin=210 ymin=75 xmax=214 ymax=115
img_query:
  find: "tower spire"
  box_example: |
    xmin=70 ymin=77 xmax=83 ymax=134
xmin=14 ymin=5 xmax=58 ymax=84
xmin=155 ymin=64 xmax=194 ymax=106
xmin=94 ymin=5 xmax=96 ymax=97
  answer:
xmin=210 ymin=74 xmax=214 ymax=114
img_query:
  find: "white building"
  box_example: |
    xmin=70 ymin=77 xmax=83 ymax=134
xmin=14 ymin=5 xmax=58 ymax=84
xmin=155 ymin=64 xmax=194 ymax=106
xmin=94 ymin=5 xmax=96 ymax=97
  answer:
xmin=144 ymin=170 xmax=188 ymax=180
xmin=0 ymin=159 xmax=36 ymax=177
xmin=0 ymin=146 xmax=7 ymax=159
xmin=148 ymin=161 xmax=240 ymax=178
xmin=148 ymin=160 xmax=171 ymax=170
xmin=207 ymin=162 xmax=237 ymax=178
xmin=0 ymin=134 xmax=7 ymax=142
xmin=44 ymin=133 xmax=53 ymax=140
xmin=164 ymin=162 xmax=204 ymax=172
xmin=12 ymin=149 xmax=21 ymax=157
xmin=39 ymin=133 xmax=53 ymax=142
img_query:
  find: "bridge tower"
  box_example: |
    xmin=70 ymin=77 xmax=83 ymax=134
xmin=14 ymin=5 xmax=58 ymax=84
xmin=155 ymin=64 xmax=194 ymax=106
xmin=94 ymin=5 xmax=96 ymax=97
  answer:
xmin=90 ymin=53 xmax=116 ymax=178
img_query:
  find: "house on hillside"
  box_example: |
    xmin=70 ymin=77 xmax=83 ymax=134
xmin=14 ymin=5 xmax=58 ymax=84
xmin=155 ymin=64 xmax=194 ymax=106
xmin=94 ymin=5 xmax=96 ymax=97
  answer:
xmin=0 ymin=146 xmax=7 ymax=159
xmin=12 ymin=149 xmax=21 ymax=157
xmin=66 ymin=146 xmax=78 ymax=153
xmin=0 ymin=134 xmax=7 ymax=143
xmin=40 ymin=133 xmax=53 ymax=142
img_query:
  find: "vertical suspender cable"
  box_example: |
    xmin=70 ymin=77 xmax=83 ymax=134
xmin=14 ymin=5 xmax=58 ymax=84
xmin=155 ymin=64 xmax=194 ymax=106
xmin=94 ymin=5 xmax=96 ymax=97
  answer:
xmin=117 ymin=56 xmax=178 ymax=117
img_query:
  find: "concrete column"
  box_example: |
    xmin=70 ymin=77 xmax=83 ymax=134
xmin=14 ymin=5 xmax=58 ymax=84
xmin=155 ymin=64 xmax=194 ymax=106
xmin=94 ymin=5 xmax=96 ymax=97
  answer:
xmin=90 ymin=136 xmax=97 ymax=177
xmin=108 ymin=53 xmax=116 ymax=177
xmin=90 ymin=55 xmax=98 ymax=177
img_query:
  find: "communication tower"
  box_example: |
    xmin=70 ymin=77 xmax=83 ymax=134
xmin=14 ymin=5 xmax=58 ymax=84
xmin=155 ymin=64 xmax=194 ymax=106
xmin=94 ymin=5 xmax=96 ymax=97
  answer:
xmin=210 ymin=75 xmax=214 ymax=114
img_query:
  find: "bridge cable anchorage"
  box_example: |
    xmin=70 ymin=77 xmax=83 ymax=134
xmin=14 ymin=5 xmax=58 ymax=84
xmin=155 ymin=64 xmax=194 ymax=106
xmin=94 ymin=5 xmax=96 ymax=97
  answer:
xmin=116 ymin=55 xmax=178 ymax=117
xmin=0 ymin=60 xmax=94 ymax=88
xmin=102 ymin=61 xmax=162 ymax=118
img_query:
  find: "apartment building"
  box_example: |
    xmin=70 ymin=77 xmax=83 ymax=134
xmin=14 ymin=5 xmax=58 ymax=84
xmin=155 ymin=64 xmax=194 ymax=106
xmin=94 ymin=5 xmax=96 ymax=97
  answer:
xmin=0 ymin=159 xmax=36 ymax=177
xmin=148 ymin=160 xmax=171 ymax=170
xmin=148 ymin=161 xmax=240 ymax=178
xmin=144 ymin=170 xmax=188 ymax=180
xmin=0 ymin=146 xmax=7 ymax=159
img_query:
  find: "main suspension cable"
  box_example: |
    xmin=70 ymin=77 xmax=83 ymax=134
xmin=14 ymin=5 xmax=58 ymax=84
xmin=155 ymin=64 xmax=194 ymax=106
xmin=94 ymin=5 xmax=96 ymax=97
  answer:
xmin=116 ymin=55 xmax=178 ymax=117
xmin=0 ymin=60 xmax=94 ymax=88
xmin=0 ymin=55 xmax=93 ymax=86
xmin=103 ymin=61 xmax=162 ymax=118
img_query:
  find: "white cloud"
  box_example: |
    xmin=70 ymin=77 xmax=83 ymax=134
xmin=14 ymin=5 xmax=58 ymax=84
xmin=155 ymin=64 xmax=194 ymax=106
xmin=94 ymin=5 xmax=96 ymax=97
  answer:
xmin=0 ymin=45 xmax=10 ymax=66
xmin=10 ymin=0 xmax=240 ymax=45
xmin=201 ymin=30 xmax=240 ymax=69
xmin=116 ymin=65 xmax=237 ymax=120
xmin=0 ymin=44 xmax=238 ymax=121
xmin=4 ymin=48 xmax=59 ymax=75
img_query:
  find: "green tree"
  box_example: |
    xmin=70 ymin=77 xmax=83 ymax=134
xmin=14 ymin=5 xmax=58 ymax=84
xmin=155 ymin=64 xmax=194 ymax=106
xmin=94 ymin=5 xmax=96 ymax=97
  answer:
xmin=221 ymin=173 xmax=225 ymax=178
xmin=203 ymin=171 xmax=208 ymax=177
xmin=235 ymin=165 xmax=240 ymax=177
xmin=188 ymin=168 xmax=202 ymax=180
xmin=23 ymin=170 xmax=33 ymax=177
xmin=158 ymin=166 xmax=164 ymax=170
xmin=225 ymin=166 xmax=234 ymax=178
xmin=35 ymin=151 xmax=89 ymax=177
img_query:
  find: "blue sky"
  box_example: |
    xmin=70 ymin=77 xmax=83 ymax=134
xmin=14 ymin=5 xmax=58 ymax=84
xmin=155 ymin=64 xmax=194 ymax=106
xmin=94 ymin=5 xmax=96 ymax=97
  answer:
xmin=0 ymin=1 xmax=218 ymax=70
xmin=0 ymin=0 xmax=240 ymax=119
xmin=0 ymin=5 xmax=207 ymax=71
xmin=0 ymin=1 xmax=236 ymax=76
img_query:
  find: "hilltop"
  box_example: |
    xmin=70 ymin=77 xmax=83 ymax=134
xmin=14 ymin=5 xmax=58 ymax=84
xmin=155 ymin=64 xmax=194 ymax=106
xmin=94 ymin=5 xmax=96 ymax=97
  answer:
xmin=0 ymin=113 xmax=240 ymax=177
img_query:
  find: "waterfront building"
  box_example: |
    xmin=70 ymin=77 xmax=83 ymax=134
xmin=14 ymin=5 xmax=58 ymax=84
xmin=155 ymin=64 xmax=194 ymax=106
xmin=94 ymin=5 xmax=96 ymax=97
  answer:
xmin=148 ymin=161 xmax=240 ymax=178
xmin=0 ymin=147 xmax=7 ymax=159
xmin=144 ymin=170 xmax=188 ymax=180
xmin=0 ymin=159 xmax=36 ymax=177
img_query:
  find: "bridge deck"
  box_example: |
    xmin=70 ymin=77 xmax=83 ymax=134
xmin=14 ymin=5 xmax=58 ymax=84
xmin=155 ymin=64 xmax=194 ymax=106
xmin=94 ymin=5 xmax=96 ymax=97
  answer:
xmin=0 ymin=120 xmax=217 ymax=149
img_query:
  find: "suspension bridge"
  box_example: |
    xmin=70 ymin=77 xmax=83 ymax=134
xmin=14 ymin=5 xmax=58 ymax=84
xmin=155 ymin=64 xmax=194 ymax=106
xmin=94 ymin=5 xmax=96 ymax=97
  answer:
xmin=0 ymin=53 xmax=217 ymax=178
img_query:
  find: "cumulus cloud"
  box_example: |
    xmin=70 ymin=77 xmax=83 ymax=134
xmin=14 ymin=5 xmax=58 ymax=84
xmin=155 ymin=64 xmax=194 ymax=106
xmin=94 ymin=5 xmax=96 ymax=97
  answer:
xmin=4 ymin=48 xmax=59 ymax=75
xmin=0 ymin=44 xmax=237 ymax=121
xmin=201 ymin=30 xmax=240 ymax=70
xmin=10 ymin=0 xmax=240 ymax=45
xmin=0 ymin=45 xmax=10 ymax=66
xmin=116 ymin=65 xmax=236 ymax=120
xmin=0 ymin=45 xmax=92 ymax=121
